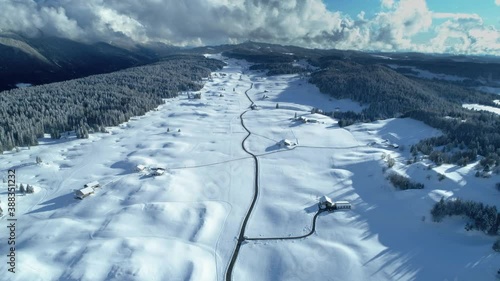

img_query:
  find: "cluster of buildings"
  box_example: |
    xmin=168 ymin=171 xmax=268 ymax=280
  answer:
xmin=318 ymin=195 xmax=351 ymax=211
xmin=75 ymin=166 xmax=167 ymax=200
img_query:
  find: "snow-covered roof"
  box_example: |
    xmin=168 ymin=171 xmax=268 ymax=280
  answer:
xmin=84 ymin=181 xmax=99 ymax=188
xmin=334 ymin=201 xmax=351 ymax=205
xmin=76 ymin=187 xmax=94 ymax=195
xmin=319 ymin=195 xmax=333 ymax=204
xmin=153 ymin=168 xmax=166 ymax=175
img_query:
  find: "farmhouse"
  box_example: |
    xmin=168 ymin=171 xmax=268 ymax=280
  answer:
xmin=319 ymin=195 xmax=334 ymax=209
xmin=84 ymin=181 xmax=100 ymax=189
xmin=75 ymin=187 xmax=94 ymax=199
xmin=135 ymin=165 xmax=146 ymax=172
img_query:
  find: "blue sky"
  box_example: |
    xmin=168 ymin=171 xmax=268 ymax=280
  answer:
xmin=325 ymin=0 xmax=500 ymax=27
xmin=322 ymin=0 xmax=500 ymax=53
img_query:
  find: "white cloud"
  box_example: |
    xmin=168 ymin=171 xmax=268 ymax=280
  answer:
xmin=432 ymin=12 xmax=482 ymax=21
xmin=496 ymin=0 xmax=500 ymax=6
xmin=0 ymin=0 xmax=498 ymax=55
xmin=381 ymin=0 xmax=395 ymax=9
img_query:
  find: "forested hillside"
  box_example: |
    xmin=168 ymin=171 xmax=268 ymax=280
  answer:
xmin=0 ymin=33 xmax=180 ymax=91
xmin=309 ymin=61 xmax=500 ymax=169
xmin=0 ymin=55 xmax=224 ymax=153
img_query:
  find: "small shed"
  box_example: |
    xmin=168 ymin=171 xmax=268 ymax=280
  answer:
xmin=75 ymin=187 xmax=94 ymax=199
xmin=135 ymin=165 xmax=146 ymax=172
xmin=279 ymin=139 xmax=295 ymax=147
xmin=152 ymin=168 xmax=166 ymax=176
xmin=84 ymin=181 xmax=100 ymax=189
xmin=319 ymin=195 xmax=334 ymax=209
xmin=334 ymin=201 xmax=352 ymax=210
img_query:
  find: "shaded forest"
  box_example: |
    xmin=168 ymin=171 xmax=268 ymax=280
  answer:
xmin=0 ymin=55 xmax=224 ymax=153
xmin=308 ymin=61 xmax=500 ymax=169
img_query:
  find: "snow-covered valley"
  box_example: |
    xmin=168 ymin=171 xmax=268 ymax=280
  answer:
xmin=1 ymin=55 xmax=499 ymax=281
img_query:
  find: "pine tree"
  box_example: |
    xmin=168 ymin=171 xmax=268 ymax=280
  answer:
xmin=19 ymin=184 xmax=25 ymax=194
xmin=276 ymin=103 xmax=279 ymax=109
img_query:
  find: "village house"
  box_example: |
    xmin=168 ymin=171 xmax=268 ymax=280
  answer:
xmin=135 ymin=165 xmax=146 ymax=172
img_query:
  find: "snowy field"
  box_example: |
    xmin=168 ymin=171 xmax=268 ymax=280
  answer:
xmin=463 ymin=103 xmax=500 ymax=116
xmin=1 ymin=55 xmax=499 ymax=281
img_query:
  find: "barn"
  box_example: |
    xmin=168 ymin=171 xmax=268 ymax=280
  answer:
xmin=334 ymin=201 xmax=352 ymax=210
xmin=75 ymin=187 xmax=94 ymax=199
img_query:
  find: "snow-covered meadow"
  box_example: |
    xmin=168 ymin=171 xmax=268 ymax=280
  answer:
xmin=0 ymin=55 xmax=499 ymax=281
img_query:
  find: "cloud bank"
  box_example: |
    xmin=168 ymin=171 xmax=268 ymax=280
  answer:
xmin=0 ymin=0 xmax=499 ymax=55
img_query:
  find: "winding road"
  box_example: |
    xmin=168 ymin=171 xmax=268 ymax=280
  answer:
xmin=225 ymin=83 xmax=258 ymax=281
xmin=224 ymin=82 xmax=327 ymax=281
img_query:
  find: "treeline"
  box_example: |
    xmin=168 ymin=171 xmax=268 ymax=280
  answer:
xmin=387 ymin=173 xmax=424 ymax=190
xmin=249 ymin=63 xmax=305 ymax=76
xmin=0 ymin=55 xmax=224 ymax=153
xmin=309 ymin=60 xmax=500 ymax=167
xmin=431 ymin=197 xmax=499 ymax=235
